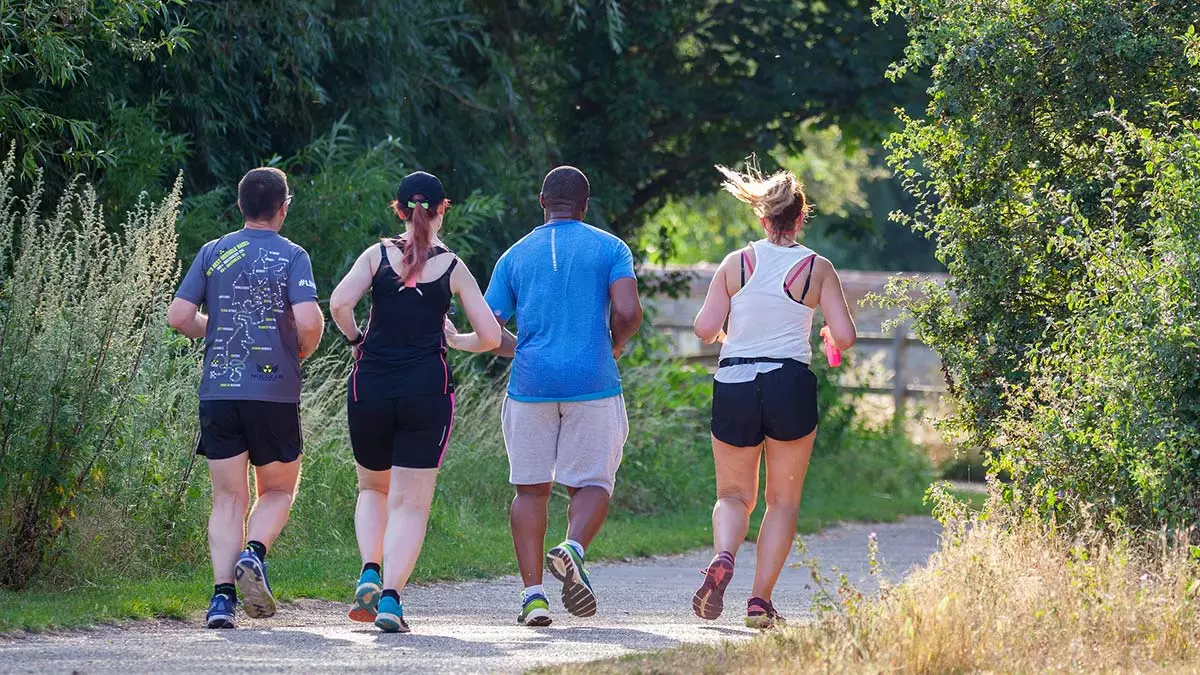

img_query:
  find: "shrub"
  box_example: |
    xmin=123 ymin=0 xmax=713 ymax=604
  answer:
xmin=0 ymin=150 xmax=201 ymax=589
xmin=877 ymin=0 xmax=1200 ymax=530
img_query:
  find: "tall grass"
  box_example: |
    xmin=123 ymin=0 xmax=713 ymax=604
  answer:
xmin=564 ymin=485 xmax=1200 ymax=674
xmin=276 ymin=353 xmax=720 ymax=571
xmin=276 ymin=347 xmax=932 ymax=583
xmin=0 ymin=150 xmax=202 ymax=589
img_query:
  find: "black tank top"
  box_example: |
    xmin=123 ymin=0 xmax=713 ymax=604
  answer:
xmin=349 ymin=241 xmax=457 ymax=401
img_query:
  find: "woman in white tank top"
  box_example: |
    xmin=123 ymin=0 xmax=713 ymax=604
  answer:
xmin=688 ymin=160 xmax=857 ymax=629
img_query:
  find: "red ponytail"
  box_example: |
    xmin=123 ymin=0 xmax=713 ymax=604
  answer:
xmin=392 ymin=197 xmax=442 ymax=288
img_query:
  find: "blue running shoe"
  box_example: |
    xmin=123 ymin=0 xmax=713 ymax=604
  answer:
xmin=234 ymin=549 xmax=277 ymax=619
xmin=546 ymin=543 xmax=597 ymax=617
xmin=518 ymin=591 xmax=552 ymax=627
xmin=374 ymin=595 xmax=410 ymax=633
xmin=205 ymin=593 xmax=236 ymax=629
xmin=349 ymin=568 xmax=381 ymax=623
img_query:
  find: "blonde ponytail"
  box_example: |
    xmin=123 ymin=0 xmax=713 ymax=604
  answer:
xmin=715 ymin=156 xmax=810 ymax=232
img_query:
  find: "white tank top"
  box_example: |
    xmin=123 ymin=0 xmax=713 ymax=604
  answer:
xmin=716 ymin=240 xmax=817 ymax=384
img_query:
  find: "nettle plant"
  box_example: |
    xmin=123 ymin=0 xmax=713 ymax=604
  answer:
xmin=875 ymin=0 xmax=1200 ymax=530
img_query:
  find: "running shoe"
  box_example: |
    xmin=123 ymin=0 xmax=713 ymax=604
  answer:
xmin=234 ymin=548 xmax=277 ymax=619
xmin=205 ymin=593 xmax=236 ymax=629
xmin=517 ymin=592 xmax=552 ymax=627
xmin=692 ymin=552 xmax=735 ymax=620
xmin=546 ymin=543 xmax=597 ymax=617
xmin=374 ymin=595 xmax=411 ymax=634
xmin=348 ymin=568 xmax=382 ymax=623
xmin=745 ymin=596 xmax=787 ymax=630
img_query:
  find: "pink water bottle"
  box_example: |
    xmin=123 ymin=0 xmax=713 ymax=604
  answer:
xmin=821 ymin=326 xmax=842 ymax=367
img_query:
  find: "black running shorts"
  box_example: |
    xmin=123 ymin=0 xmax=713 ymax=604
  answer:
xmin=347 ymin=393 xmax=455 ymax=471
xmin=197 ymin=400 xmax=303 ymax=466
xmin=711 ymin=360 xmax=819 ymax=447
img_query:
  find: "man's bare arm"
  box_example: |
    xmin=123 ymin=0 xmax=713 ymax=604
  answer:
xmin=490 ymin=314 xmax=518 ymax=358
xmin=167 ymin=298 xmax=208 ymax=339
xmin=609 ymin=277 xmax=643 ymax=359
xmin=293 ymin=301 xmax=325 ymax=359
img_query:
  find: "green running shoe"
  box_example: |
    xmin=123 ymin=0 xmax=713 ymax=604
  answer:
xmin=546 ymin=543 xmax=597 ymax=617
xmin=348 ymin=568 xmax=381 ymax=623
xmin=518 ymin=592 xmax=552 ymax=627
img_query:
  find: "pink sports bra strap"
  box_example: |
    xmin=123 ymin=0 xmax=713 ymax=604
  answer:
xmin=784 ymin=254 xmax=817 ymax=295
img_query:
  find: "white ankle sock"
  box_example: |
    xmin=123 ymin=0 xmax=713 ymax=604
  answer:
xmin=523 ymin=584 xmax=545 ymax=599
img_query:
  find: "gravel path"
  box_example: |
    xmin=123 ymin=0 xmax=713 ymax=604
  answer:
xmin=0 ymin=517 xmax=941 ymax=674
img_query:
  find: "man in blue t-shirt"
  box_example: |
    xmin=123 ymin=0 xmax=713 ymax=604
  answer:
xmin=481 ymin=166 xmax=643 ymax=626
xmin=168 ymin=167 xmax=324 ymax=629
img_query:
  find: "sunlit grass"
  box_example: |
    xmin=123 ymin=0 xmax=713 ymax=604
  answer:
xmin=552 ymin=487 xmax=1200 ymax=674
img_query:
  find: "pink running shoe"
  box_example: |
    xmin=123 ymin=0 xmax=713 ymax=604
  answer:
xmin=692 ymin=552 xmax=735 ymax=620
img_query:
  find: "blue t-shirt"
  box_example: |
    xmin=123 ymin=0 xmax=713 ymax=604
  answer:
xmin=485 ymin=220 xmax=636 ymax=402
xmin=175 ymin=228 xmax=319 ymax=403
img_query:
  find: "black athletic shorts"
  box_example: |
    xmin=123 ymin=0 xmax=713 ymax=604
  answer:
xmin=711 ymin=359 xmax=819 ymax=447
xmin=347 ymin=393 xmax=455 ymax=471
xmin=196 ymin=400 xmax=303 ymax=466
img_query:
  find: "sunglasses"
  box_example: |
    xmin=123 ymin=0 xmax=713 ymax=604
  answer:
xmin=284 ymin=195 xmax=294 ymax=206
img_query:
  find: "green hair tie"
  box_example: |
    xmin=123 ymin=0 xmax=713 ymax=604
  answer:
xmin=407 ymin=200 xmax=431 ymax=210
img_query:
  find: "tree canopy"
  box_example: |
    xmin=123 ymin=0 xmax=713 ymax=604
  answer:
xmin=2 ymin=0 xmax=922 ymax=286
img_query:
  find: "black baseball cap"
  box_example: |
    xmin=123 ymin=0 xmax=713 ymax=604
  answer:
xmin=396 ymin=171 xmax=446 ymax=208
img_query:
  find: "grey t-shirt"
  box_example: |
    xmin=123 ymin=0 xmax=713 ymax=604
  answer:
xmin=175 ymin=228 xmax=319 ymax=403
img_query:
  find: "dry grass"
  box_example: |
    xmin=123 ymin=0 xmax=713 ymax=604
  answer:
xmin=555 ymin=486 xmax=1200 ymax=674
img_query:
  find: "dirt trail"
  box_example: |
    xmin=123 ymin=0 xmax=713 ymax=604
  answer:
xmin=0 ymin=517 xmax=941 ymax=674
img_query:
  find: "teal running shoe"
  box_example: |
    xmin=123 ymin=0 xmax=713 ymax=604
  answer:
xmin=349 ymin=568 xmax=381 ymax=623
xmin=546 ymin=543 xmax=597 ymax=617
xmin=517 ymin=592 xmax=552 ymax=627
xmin=234 ymin=549 xmax=276 ymax=619
xmin=374 ymin=595 xmax=410 ymax=633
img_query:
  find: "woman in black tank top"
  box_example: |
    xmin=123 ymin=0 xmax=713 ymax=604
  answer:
xmin=329 ymin=171 xmax=500 ymax=633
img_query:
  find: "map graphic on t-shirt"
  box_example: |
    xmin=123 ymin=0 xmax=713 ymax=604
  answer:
xmin=207 ymin=247 xmax=290 ymax=385
xmin=175 ymin=229 xmax=318 ymax=403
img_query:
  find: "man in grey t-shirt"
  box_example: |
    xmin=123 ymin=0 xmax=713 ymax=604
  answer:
xmin=168 ymin=167 xmax=324 ymax=629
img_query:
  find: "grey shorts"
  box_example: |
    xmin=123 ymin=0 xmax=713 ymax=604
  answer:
xmin=501 ymin=394 xmax=628 ymax=495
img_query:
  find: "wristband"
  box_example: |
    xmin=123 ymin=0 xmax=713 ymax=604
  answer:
xmin=344 ymin=331 xmax=365 ymax=347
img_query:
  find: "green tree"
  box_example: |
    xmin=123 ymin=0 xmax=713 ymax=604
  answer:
xmin=640 ymin=123 xmax=940 ymax=271
xmin=3 ymin=0 xmax=927 ymax=291
xmin=0 ymin=0 xmax=190 ymax=182
xmin=492 ymin=0 xmax=923 ymax=236
xmin=880 ymin=0 xmax=1200 ymax=529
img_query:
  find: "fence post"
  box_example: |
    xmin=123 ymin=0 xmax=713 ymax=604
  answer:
xmin=891 ymin=320 xmax=909 ymax=427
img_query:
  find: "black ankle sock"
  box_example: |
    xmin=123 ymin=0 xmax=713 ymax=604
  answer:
xmin=381 ymin=589 xmax=399 ymax=602
xmin=214 ymin=583 xmax=236 ymax=601
xmin=246 ymin=540 xmax=267 ymax=561
xmin=363 ymin=562 xmax=381 ymax=575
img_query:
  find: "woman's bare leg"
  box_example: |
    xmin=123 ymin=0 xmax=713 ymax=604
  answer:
xmin=712 ymin=435 xmax=762 ymax=556
xmin=750 ymin=430 xmax=816 ymax=601
xmin=354 ymin=464 xmax=390 ymax=566
xmin=381 ymin=468 xmax=439 ymax=594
